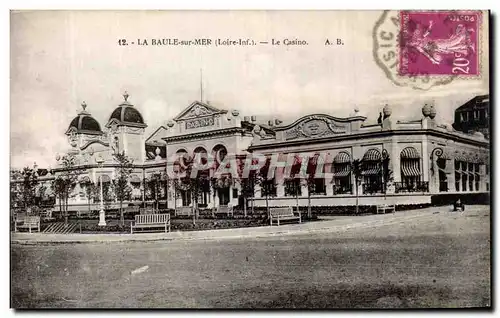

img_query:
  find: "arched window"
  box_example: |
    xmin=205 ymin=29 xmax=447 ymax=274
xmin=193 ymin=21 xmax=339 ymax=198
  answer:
xmin=400 ymin=147 xmax=421 ymax=190
xmin=362 ymin=148 xmax=382 ymax=194
xmin=332 ymin=152 xmax=352 ymax=194
xmin=212 ymin=144 xmax=228 ymax=165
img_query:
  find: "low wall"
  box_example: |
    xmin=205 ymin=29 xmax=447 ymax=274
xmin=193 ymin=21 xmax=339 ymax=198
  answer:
xmin=250 ymin=194 xmax=432 ymax=207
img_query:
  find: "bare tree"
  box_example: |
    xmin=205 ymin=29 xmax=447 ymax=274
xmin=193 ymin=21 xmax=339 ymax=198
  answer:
xmin=351 ymin=159 xmax=363 ymax=216
xmin=112 ymin=152 xmax=134 ymax=226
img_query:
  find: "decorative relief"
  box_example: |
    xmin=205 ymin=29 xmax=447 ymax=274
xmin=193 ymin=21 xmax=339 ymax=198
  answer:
xmin=184 ymin=105 xmax=212 ymax=119
xmin=284 ymin=116 xmax=347 ymax=140
xmin=185 ymin=116 xmax=215 ymax=130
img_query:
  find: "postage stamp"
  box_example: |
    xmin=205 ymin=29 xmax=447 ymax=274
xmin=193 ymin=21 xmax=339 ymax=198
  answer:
xmin=399 ymin=10 xmax=482 ymax=76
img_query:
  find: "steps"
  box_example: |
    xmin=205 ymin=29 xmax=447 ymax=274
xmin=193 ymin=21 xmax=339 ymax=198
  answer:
xmin=42 ymin=222 xmax=79 ymax=234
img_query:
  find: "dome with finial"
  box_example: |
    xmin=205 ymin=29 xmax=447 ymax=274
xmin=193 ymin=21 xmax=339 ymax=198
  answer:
xmin=107 ymin=92 xmax=147 ymax=128
xmin=422 ymin=103 xmax=432 ymax=117
xmin=429 ymin=105 xmax=437 ymax=119
xmin=66 ymin=101 xmax=103 ymax=135
xmin=383 ymin=103 xmax=392 ymax=117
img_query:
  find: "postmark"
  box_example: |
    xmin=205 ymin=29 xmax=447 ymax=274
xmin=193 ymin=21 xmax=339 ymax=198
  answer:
xmin=399 ymin=10 xmax=482 ymax=76
xmin=373 ymin=10 xmax=455 ymax=90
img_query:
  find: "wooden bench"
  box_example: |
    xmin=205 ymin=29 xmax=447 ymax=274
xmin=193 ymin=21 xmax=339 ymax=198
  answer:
xmin=130 ymin=213 xmax=171 ymax=234
xmin=216 ymin=205 xmax=234 ymax=217
xmin=270 ymin=207 xmax=301 ymax=226
xmin=175 ymin=206 xmax=195 ymax=217
xmin=14 ymin=215 xmax=41 ymax=233
xmin=376 ymin=204 xmax=396 ymax=214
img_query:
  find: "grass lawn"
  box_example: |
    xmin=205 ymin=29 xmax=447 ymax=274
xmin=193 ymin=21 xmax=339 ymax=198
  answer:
xmin=11 ymin=207 xmax=490 ymax=308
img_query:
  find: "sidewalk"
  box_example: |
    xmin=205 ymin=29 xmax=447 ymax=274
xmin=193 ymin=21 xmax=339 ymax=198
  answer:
xmin=11 ymin=206 xmax=487 ymax=245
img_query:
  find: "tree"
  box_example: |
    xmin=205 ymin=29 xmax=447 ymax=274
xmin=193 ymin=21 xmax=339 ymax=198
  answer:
xmin=83 ymin=180 xmax=98 ymax=213
xmin=52 ymin=154 xmax=80 ymax=223
xmin=112 ymin=151 xmax=134 ymax=226
xmin=21 ymin=167 xmax=38 ymax=212
xmin=381 ymin=152 xmax=394 ymax=200
xmin=351 ymin=159 xmax=363 ymax=215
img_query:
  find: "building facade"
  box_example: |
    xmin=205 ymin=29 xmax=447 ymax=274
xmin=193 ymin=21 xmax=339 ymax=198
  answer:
xmin=12 ymin=93 xmax=490 ymax=213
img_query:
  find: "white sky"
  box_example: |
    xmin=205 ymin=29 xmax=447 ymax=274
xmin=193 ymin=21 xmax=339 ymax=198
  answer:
xmin=10 ymin=10 xmax=489 ymax=169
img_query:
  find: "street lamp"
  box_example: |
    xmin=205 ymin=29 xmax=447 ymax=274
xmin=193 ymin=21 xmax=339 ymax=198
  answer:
xmin=96 ymin=156 xmax=106 ymax=226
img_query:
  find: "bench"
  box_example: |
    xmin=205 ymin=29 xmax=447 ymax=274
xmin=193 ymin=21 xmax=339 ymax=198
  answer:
xmin=216 ymin=205 xmax=233 ymax=217
xmin=14 ymin=215 xmax=41 ymax=233
xmin=175 ymin=206 xmax=195 ymax=217
xmin=270 ymin=207 xmax=301 ymax=226
xmin=376 ymin=204 xmax=396 ymax=214
xmin=130 ymin=213 xmax=171 ymax=234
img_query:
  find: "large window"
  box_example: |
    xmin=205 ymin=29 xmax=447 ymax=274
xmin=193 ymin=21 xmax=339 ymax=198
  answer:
xmin=284 ymin=179 xmax=301 ymax=197
xmin=437 ymin=158 xmax=448 ymax=192
xmin=400 ymin=147 xmax=421 ymax=186
xmin=332 ymin=152 xmax=352 ymax=194
xmin=361 ymin=148 xmax=383 ymax=194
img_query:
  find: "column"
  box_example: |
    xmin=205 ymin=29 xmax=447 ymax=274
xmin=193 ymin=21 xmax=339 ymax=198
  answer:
xmin=277 ymin=181 xmax=285 ymax=197
xmin=326 ymin=183 xmax=333 ymax=196
xmin=229 ymin=186 xmax=234 ymax=206
xmin=446 ymin=159 xmax=455 ymax=192
xmin=422 ymin=137 xmax=429 ymax=183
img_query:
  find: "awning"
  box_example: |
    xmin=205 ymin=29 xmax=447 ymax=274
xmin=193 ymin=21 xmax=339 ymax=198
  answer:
xmin=333 ymin=170 xmax=351 ymax=177
xmin=401 ymin=165 xmax=421 ymax=177
xmin=454 ymin=152 xmax=468 ymax=162
xmin=334 ymin=152 xmax=351 ymax=163
xmin=79 ymin=176 xmax=91 ymax=183
xmin=130 ymin=175 xmax=142 ymax=183
xmin=361 ymin=167 xmax=380 ymax=176
xmin=363 ymin=148 xmax=382 ymax=161
xmin=400 ymin=147 xmax=420 ymax=159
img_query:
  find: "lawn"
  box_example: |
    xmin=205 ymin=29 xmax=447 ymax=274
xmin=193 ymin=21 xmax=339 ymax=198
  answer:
xmin=11 ymin=207 xmax=490 ymax=308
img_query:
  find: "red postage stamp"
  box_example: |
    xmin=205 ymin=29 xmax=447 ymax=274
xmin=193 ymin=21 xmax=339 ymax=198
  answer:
xmin=399 ymin=10 xmax=482 ymax=76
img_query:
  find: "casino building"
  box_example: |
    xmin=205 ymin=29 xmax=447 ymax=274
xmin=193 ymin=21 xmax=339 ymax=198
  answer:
xmin=13 ymin=92 xmax=490 ymax=213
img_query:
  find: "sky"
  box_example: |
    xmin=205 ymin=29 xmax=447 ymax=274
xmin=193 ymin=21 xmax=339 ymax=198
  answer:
xmin=10 ymin=10 xmax=489 ymax=169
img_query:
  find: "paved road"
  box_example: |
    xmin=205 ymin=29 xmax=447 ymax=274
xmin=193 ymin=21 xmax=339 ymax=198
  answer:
xmin=11 ymin=207 xmax=490 ymax=308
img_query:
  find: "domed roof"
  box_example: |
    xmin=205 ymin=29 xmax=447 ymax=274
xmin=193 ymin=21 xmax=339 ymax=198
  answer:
xmin=107 ymin=92 xmax=147 ymax=128
xmin=66 ymin=102 xmax=103 ymax=135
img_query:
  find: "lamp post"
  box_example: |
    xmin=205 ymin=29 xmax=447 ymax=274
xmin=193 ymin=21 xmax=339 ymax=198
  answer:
xmin=96 ymin=156 xmax=106 ymax=226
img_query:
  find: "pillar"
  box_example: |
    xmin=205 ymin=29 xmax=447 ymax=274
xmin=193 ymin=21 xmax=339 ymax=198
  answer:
xmin=326 ymin=183 xmax=334 ymax=196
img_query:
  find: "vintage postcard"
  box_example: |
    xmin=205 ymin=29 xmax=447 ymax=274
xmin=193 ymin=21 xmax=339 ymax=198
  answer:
xmin=10 ymin=10 xmax=490 ymax=309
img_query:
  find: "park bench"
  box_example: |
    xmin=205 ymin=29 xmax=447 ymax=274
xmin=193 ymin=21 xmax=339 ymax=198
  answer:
xmin=130 ymin=213 xmax=171 ymax=234
xmin=269 ymin=207 xmax=301 ymax=226
xmin=175 ymin=206 xmax=195 ymax=217
xmin=14 ymin=215 xmax=41 ymax=233
xmin=216 ymin=205 xmax=234 ymax=217
xmin=376 ymin=204 xmax=396 ymax=214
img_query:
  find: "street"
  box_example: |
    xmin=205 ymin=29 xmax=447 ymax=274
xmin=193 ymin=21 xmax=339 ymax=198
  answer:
xmin=11 ymin=207 xmax=490 ymax=308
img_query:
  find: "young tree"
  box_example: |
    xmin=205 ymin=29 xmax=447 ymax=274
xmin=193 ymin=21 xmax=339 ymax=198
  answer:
xmin=53 ymin=154 xmax=80 ymax=223
xmin=112 ymin=152 xmax=134 ymax=226
xmin=351 ymin=159 xmax=363 ymax=215
xmin=20 ymin=166 xmax=38 ymax=213
xmin=83 ymin=180 xmax=97 ymax=214
xmin=381 ymin=153 xmax=394 ymax=200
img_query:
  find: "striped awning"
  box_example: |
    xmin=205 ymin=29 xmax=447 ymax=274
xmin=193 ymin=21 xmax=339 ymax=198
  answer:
xmin=130 ymin=174 xmax=142 ymax=183
xmin=400 ymin=147 xmax=420 ymax=159
xmin=333 ymin=170 xmax=351 ymax=177
xmin=334 ymin=152 xmax=351 ymax=163
xmin=333 ymin=162 xmax=351 ymax=177
xmin=79 ymin=176 xmax=91 ymax=183
xmin=454 ymin=152 xmax=468 ymax=162
xmin=361 ymin=167 xmax=380 ymax=176
xmin=363 ymin=149 xmax=382 ymax=161
xmin=401 ymin=165 xmax=421 ymax=177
